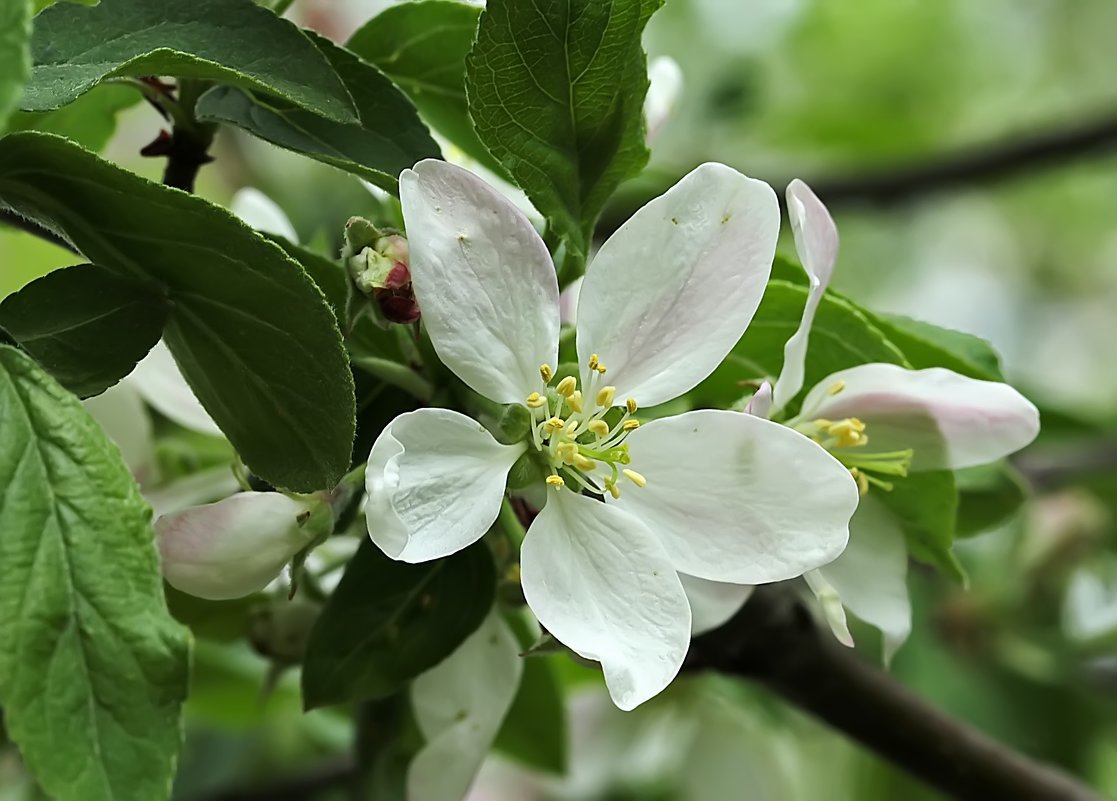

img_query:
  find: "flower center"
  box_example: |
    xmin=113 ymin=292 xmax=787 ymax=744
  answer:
xmin=526 ymin=355 xmax=646 ymax=499
xmin=793 ymin=415 xmax=912 ymax=495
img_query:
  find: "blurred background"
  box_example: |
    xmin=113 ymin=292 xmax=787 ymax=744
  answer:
xmin=3 ymin=0 xmax=1117 ymax=798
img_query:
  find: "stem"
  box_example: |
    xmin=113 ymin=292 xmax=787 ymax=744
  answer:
xmin=686 ymin=584 xmax=1104 ymax=801
xmin=497 ymin=497 xmax=527 ymax=549
xmin=157 ymin=79 xmax=216 ymax=192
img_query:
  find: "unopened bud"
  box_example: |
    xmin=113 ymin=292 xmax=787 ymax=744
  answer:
xmin=345 ymin=228 xmax=419 ymax=325
xmin=156 ymin=491 xmax=331 ymax=600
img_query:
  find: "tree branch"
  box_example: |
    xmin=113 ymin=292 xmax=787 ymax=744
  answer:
xmin=687 ymin=584 xmax=1103 ymax=801
xmin=598 ymin=110 xmax=1117 ymax=238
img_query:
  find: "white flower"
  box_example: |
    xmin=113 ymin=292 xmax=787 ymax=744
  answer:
xmin=364 ymin=159 xmax=859 ymax=709
xmin=156 ymin=491 xmax=327 ymax=600
xmin=230 ymin=187 xmax=299 ymax=241
xmin=644 ymin=56 xmax=683 ymax=142
xmin=764 ymin=179 xmax=1040 ymax=659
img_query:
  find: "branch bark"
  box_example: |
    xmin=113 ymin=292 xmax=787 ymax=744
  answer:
xmin=687 ymin=584 xmax=1103 ymax=801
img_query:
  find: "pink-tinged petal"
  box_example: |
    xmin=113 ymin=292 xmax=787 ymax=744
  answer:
xmin=400 ymin=160 xmax=559 ymax=404
xmin=614 ymin=409 xmax=857 ymax=584
xmin=771 ymin=179 xmax=839 ymax=414
xmin=680 ymin=573 xmax=754 ymax=636
xmin=796 ymin=364 xmax=1040 ymax=470
xmin=743 ymin=380 xmax=773 ymax=418
xmin=156 ymin=492 xmax=314 ymax=600
xmin=520 ymin=490 xmax=691 ymax=710
xmin=409 ymin=611 xmax=522 ymax=801
xmin=576 ymin=163 xmax=779 ymax=408
xmin=365 ymin=408 xmax=525 ymax=563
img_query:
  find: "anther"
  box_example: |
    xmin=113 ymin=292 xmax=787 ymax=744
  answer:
xmin=596 ymin=385 xmax=616 ymax=408
xmin=556 ymin=442 xmax=578 ymax=464
xmin=849 ymin=467 xmax=869 ymax=496
xmin=587 ymin=420 xmax=610 ymax=437
xmin=564 ymin=419 xmax=580 ymax=436
xmin=622 ymin=469 xmax=647 ymax=488
xmin=546 ymin=474 xmax=565 ymax=489
xmin=622 ymin=419 xmax=640 ymax=431
xmin=556 ymin=376 xmax=577 ymax=397
xmin=595 ymin=363 xmax=607 ymax=375
xmin=827 ymin=380 xmax=847 ymax=396
xmin=604 ymin=480 xmax=621 ymax=499
xmin=545 ymin=416 xmax=565 ymax=432
xmin=540 ymin=364 xmax=554 ymax=383
xmin=626 ymin=398 xmax=638 ymax=414
xmin=567 ymin=391 xmax=584 ymax=413
xmin=573 ymin=454 xmax=597 ymax=471
xmin=525 ymin=392 xmax=547 ymax=409
xmin=588 ymin=353 xmax=600 ymax=371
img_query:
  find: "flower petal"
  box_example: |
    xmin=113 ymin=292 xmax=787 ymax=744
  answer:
xmin=520 ymin=490 xmax=691 ymax=710
xmin=817 ymin=497 xmax=912 ymax=663
xmin=680 ymin=573 xmax=754 ymax=636
xmin=409 ymin=610 xmax=522 ymax=801
xmin=83 ymin=380 xmax=155 ymax=484
xmin=644 ymin=56 xmax=683 ymax=142
xmin=128 ymin=340 xmax=222 ymax=437
xmin=796 ymin=364 xmax=1041 ymax=470
xmin=771 ymin=179 xmax=839 ymax=413
xmin=156 ymin=492 xmax=314 ymax=600
xmin=400 ymin=160 xmax=559 ymax=404
xmin=576 ymin=163 xmax=779 ymax=408
xmin=230 ymin=187 xmax=298 ymax=242
xmin=365 ymin=408 xmax=525 ymax=563
xmin=614 ymin=409 xmax=858 ymax=584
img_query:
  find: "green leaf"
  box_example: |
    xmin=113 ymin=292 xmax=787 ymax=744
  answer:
xmin=264 ymin=235 xmax=349 ymax=323
xmin=347 ymin=1 xmax=503 ymax=177
xmin=465 ymin=0 xmax=661 ymax=266
xmin=196 ymin=33 xmax=439 ymax=194
xmin=302 ymin=540 xmax=496 ymax=709
xmin=877 ymin=470 xmax=966 ymax=583
xmin=0 ymin=0 xmax=31 ymax=132
xmin=0 ymin=132 xmax=355 ymax=492
xmin=694 ymin=279 xmax=909 ymax=410
xmin=865 ymin=312 xmax=1005 ymax=381
xmin=955 ymin=463 xmax=1028 ymax=538
xmin=0 ymin=344 xmax=190 ymax=801
xmin=0 ymin=263 xmax=169 ymax=397
xmin=22 ymin=0 xmax=357 ymax=122
xmin=8 ymin=83 xmax=140 ymax=152
xmin=493 ymin=612 xmax=567 ymax=775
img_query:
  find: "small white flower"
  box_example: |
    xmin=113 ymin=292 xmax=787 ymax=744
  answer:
xmin=364 ymin=159 xmax=859 ymax=709
xmin=644 ymin=56 xmax=683 ymax=142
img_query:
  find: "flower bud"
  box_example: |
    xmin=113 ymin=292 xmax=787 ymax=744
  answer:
xmin=346 ymin=226 xmax=420 ymax=325
xmin=156 ymin=491 xmax=331 ymax=600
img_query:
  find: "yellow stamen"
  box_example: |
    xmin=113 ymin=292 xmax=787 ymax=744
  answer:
xmin=588 ymin=353 xmax=600 ymax=371
xmin=567 ymin=390 xmax=584 ymax=413
xmin=827 ymin=380 xmax=847 ymax=396
xmin=526 ymin=392 xmax=547 ymax=409
xmin=605 ymin=480 xmax=621 ymax=499
xmin=850 ymin=467 xmax=869 ymax=496
xmin=556 ymin=376 xmax=577 ymax=397
xmin=622 ymin=419 xmax=640 ymax=431
xmin=540 ymin=363 xmax=554 ymax=383
xmin=573 ymin=454 xmax=597 ymax=471
xmin=626 ymin=398 xmax=638 ymax=414
xmin=595 ymin=362 xmax=607 ymax=375
xmin=564 ymin=419 xmax=580 ymax=436
xmin=556 ymin=442 xmax=578 ymax=464
xmin=587 ymin=420 xmax=610 ymax=437
xmin=622 ymin=469 xmax=647 ymax=488
xmin=596 ymin=385 xmax=616 ymax=408
xmin=826 ymin=417 xmax=868 ymax=448
xmin=546 ymin=474 xmax=565 ymax=489
xmin=545 ymin=416 xmax=565 ymax=432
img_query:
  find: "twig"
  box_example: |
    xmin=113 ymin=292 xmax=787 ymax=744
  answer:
xmin=1015 ymin=437 xmax=1117 ymax=492
xmin=686 ymin=584 xmax=1103 ymax=801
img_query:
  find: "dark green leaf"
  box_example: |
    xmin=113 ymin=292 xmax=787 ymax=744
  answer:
xmin=348 ymin=1 xmax=503 ymax=177
xmin=866 ymin=312 xmax=1004 ymax=381
xmin=465 ymin=0 xmax=661 ymax=266
xmin=196 ymin=33 xmax=439 ymax=193
xmin=0 ymin=263 xmax=169 ymax=397
xmin=8 ymin=83 xmax=139 ymax=152
xmin=878 ymin=471 xmax=965 ymax=582
xmin=0 ymin=344 xmax=190 ymax=801
xmin=955 ymin=463 xmax=1029 ymax=537
xmin=302 ymin=540 xmax=495 ymax=709
xmin=694 ymin=279 xmax=909 ymax=410
xmin=0 ymin=0 xmax=31 ymax=131
xmin=264 ymin=234 xmax=349 ymax=323
xmin=0 ymin=132 xmax=356 ymax=492
xmin=22 ymin=0 xmax=357 ymax=122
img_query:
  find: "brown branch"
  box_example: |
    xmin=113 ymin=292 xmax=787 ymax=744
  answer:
xmin=687 ymin=584 xmax=1103 ymax=801
xmin=598 ymin=110 xmax=1117 ymax=238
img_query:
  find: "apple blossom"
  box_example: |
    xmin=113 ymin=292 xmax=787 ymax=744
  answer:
xmin=364 ymin=159 xmax=859 ymax=709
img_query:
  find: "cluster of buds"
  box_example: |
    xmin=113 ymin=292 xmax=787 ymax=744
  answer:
xmin=343 ymin=216 xmax=419 ymax=324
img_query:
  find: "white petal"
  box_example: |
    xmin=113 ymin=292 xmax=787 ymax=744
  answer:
xmin=144 ymin=466 xmax=242 ymax=518
xmin=156 ymin=492 xmax=314 ymax=600
xmin=520 ymin=490 xmax=691 ymax=710
xmin=771 ymin=179 xmax=839 ymax=413
xmin=127 ymin=340 xmax=222 ymax=437
xmin=614 ymin=409 xmax=858 ymax=583
xmin=802 ymin=569 xmax=853 ymax=648
xmin=576 ymin=163 xmax=779 ymax=408
xmin=400 ymin=160 xmax=559 ymax=404
xmin=743 ymin=380 xmax=773 ymax=418
xmin=680 ymin=573 xmax=753 ymax=636
xmin=644 ymin=56 xmax=683 ymax=142
xmin=364 ymin=408 xmax=525 ymax=563
xmin=230 ymin=187 xmax=298 ymax=242
xmin=409 ymin=611 xmax=522 ymax=801
xmin=818 ymin=497 xmax=912 ymax=663
xmin=82 ymin=381 xmax=155 ymax=485
xmin=796 ymin=364 xmax=1041 ymax=470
